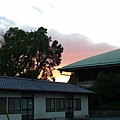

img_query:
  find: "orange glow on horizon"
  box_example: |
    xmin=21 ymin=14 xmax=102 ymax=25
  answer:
xmin=54 ymin=47 xmax=118 ymax=83
xmin=55 ymin=75 xmax=70 ymax=83
xmin=53 ymin=68 xmax=71 ymax=83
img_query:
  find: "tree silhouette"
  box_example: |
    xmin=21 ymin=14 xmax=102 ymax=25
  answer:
xmin=0 ymin=27 xmax=63 ymax=81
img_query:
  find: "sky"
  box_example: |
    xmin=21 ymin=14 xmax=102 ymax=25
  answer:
xmin=0 ymin=0 xmax=120 ymax=82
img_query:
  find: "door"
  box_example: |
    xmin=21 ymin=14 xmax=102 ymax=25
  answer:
xmin=22 ymin=95 xmax=34 ymax=120
xmin=65 ymin=95 xmax=74 ymax=118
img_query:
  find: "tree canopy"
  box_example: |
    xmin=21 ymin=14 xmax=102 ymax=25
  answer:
xmin=89 ymin=72 xmax=120 ymax=110
xmin=92 ymin=72 xmax=120 ymax=101
xmin=0 ymin=27 xmax=63 ymax=81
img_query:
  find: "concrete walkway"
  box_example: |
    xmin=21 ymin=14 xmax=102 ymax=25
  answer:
xmin=88 ymin=117 xmax=120 ymax=120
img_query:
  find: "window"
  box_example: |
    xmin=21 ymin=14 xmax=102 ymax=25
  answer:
xmin=46 ymin=98 xmax=55 ymax=112
xmin=56 ymin=98 xmax=64 ymax=111
xmin=8 ymin=98 xmax=21 ymax=114
xmin=0 ymin=97 xmax=6 ymax=114
xmin=74 ymin=98 xmax=81 ymax=111
xmin=79 ymin=69 xmax=98 ymax=82
xmin=22 ymin=97 xmax=34 ymax=120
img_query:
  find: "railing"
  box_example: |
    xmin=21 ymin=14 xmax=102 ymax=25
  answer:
xmin=90 ymin=110 xmax=120 ymax=117
xmin=4 ymin=105 xmax=10 ymax=120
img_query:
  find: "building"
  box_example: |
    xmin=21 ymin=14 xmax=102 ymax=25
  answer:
xmin=58 ymin=49 xmax=120 ymax=87
xmin=0 ymin=76 xmax=94 ymax=120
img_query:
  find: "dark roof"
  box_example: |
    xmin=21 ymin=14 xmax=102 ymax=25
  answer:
xmin=58 ymin=48 xmax=120 ymax=72
xmin=0 ymin=76 xmax=94 ymax=94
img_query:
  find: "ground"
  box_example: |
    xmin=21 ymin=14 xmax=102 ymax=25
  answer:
xmin=88 ymin=117 xmax=120 ymax=120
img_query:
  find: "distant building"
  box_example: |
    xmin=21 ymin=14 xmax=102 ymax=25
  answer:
xmin=58 ymin=49 xmax=120 ymax=87
xmin=0 ymin=76 xmax=93 ymax=120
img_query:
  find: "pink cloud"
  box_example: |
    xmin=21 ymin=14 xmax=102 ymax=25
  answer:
xmin=49 ymin=29 xmax=119 ymax=66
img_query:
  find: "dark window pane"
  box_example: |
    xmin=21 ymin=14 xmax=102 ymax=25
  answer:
xmin=28 ymin=110 xmax=33 ymax=115
xmin=56 ymin=98 xmax=64 ymax=111
xmin=8 ymin=98 xmax=14 ymax=113
xmin=28 ymin=99 xmax=33 ymax=109
xmin=15 ymin=99 xmax=21 ymax=113
xmin=28 ymin=115 xmax=33 ymax=120
xmin=8 ymin=98 xmax=21 ymax=114
xmin=22 ymin=115 xmax=27 ymax=120
xmin=22 ymin=99 xmax=27 ymax=109
xmin=46 ymin=98 xmax=55 ymax=112
xmin=0 ymin=98 xmax=6 ymax=114
xmin=74 ymin=98 xmax=81 ymax=111
xmin=22 ymin=110 xmax=27 ymax=115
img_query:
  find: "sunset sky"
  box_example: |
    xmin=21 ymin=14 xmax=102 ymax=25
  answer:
xmin=0 ymin=0 xmax=120 ymax=82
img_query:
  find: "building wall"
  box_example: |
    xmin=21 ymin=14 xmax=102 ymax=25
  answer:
xmin=0 ymin=91 xmax=89 ymax=120
xmin=34 ymin=93 xmax=65 ymax=120
xmin=76 ymin=65 xmax=120 ymax=88
xmin=0 ymin=91 xmax=21 ymax=120
xmin=73 ymin=71 xmax=94 ymax=88
xmin=78 ymin=81 xmax=94 ymax=88
xmin=34 ymin=93 xmax=89 ymax=120
xmin=74 ymin=94 xmax=89 ymax=119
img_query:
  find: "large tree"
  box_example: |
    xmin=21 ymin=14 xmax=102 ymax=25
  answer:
xmin=92 ymin=72 xmax=120 ymax=102
xmin=0 ymin=27 xmax=63 ymax=81
xmin=89 ymin=72 xmax=120 ymax=110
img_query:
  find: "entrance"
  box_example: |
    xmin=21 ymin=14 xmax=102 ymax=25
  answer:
xmin=65 ymin=94 xmax=74 ymax=118
xmin=22 ymin=94 xmax=34 ymax=120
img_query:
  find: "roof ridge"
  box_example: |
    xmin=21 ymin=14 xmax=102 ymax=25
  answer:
xmin=0 ymin=76 xmax=94 ymax=94
xmin=0 ymin=76 xmax=44 ymax=82
xmin=0 ymin=76 xmax=67 ymax=84
xmin=67 ymin=48 xmax=120 ymax=66
xmin=58 ymin=48 xmax=120 ymax=71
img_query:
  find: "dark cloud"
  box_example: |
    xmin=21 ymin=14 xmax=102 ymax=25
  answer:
xmin=0 ymin=35 xmax=5 ymax=47
xmin=0 ymin=16 xmax=16 ymax=29
xmin=0 ymin=17 xmax=38 ymax=32
xmin=48 ymin=29 xmax=119 ymax=66
xmin=49 ymin=3 xmax=58 ymax=11
xmin=31 ymin=6 xmax=43 ymax=13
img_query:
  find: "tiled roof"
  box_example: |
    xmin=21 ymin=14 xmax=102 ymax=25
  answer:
xmin=0 ymin=76 xmax=94 ymax=94
xmin=58 ymin=48 xmax=120 ymax=71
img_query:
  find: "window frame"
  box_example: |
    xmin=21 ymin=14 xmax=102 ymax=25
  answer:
xmin=74 ymin=98 xmax=81 ymax=111
xmin=0 ymin=97 xmax=7 ymax=114
xmin=8 ymin=97 xmax=21 ymax=114
xmin=56 ymin=98 xmax=65 ymax=112
xmin=46 ymin=98 xmax=55 ymax=112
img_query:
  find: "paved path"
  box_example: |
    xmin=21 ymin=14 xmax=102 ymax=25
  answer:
xmin=88 ymin=117 xmax=120 ymax=120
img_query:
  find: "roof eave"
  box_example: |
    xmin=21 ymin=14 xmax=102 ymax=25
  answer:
xmin=58 ymin=63 xmax=120 ymax=72
xmin=0 ymin=88 xmax=94 ymax=94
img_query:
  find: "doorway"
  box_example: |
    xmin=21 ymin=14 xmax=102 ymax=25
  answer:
xmin=22 ymin=94 xmax=34 ymax=120
xmin=65 ymin=94 xmax=74 ymax=118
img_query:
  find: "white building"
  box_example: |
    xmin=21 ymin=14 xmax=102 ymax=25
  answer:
xmin=0 ymin=76 xmax=94 ymax=120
